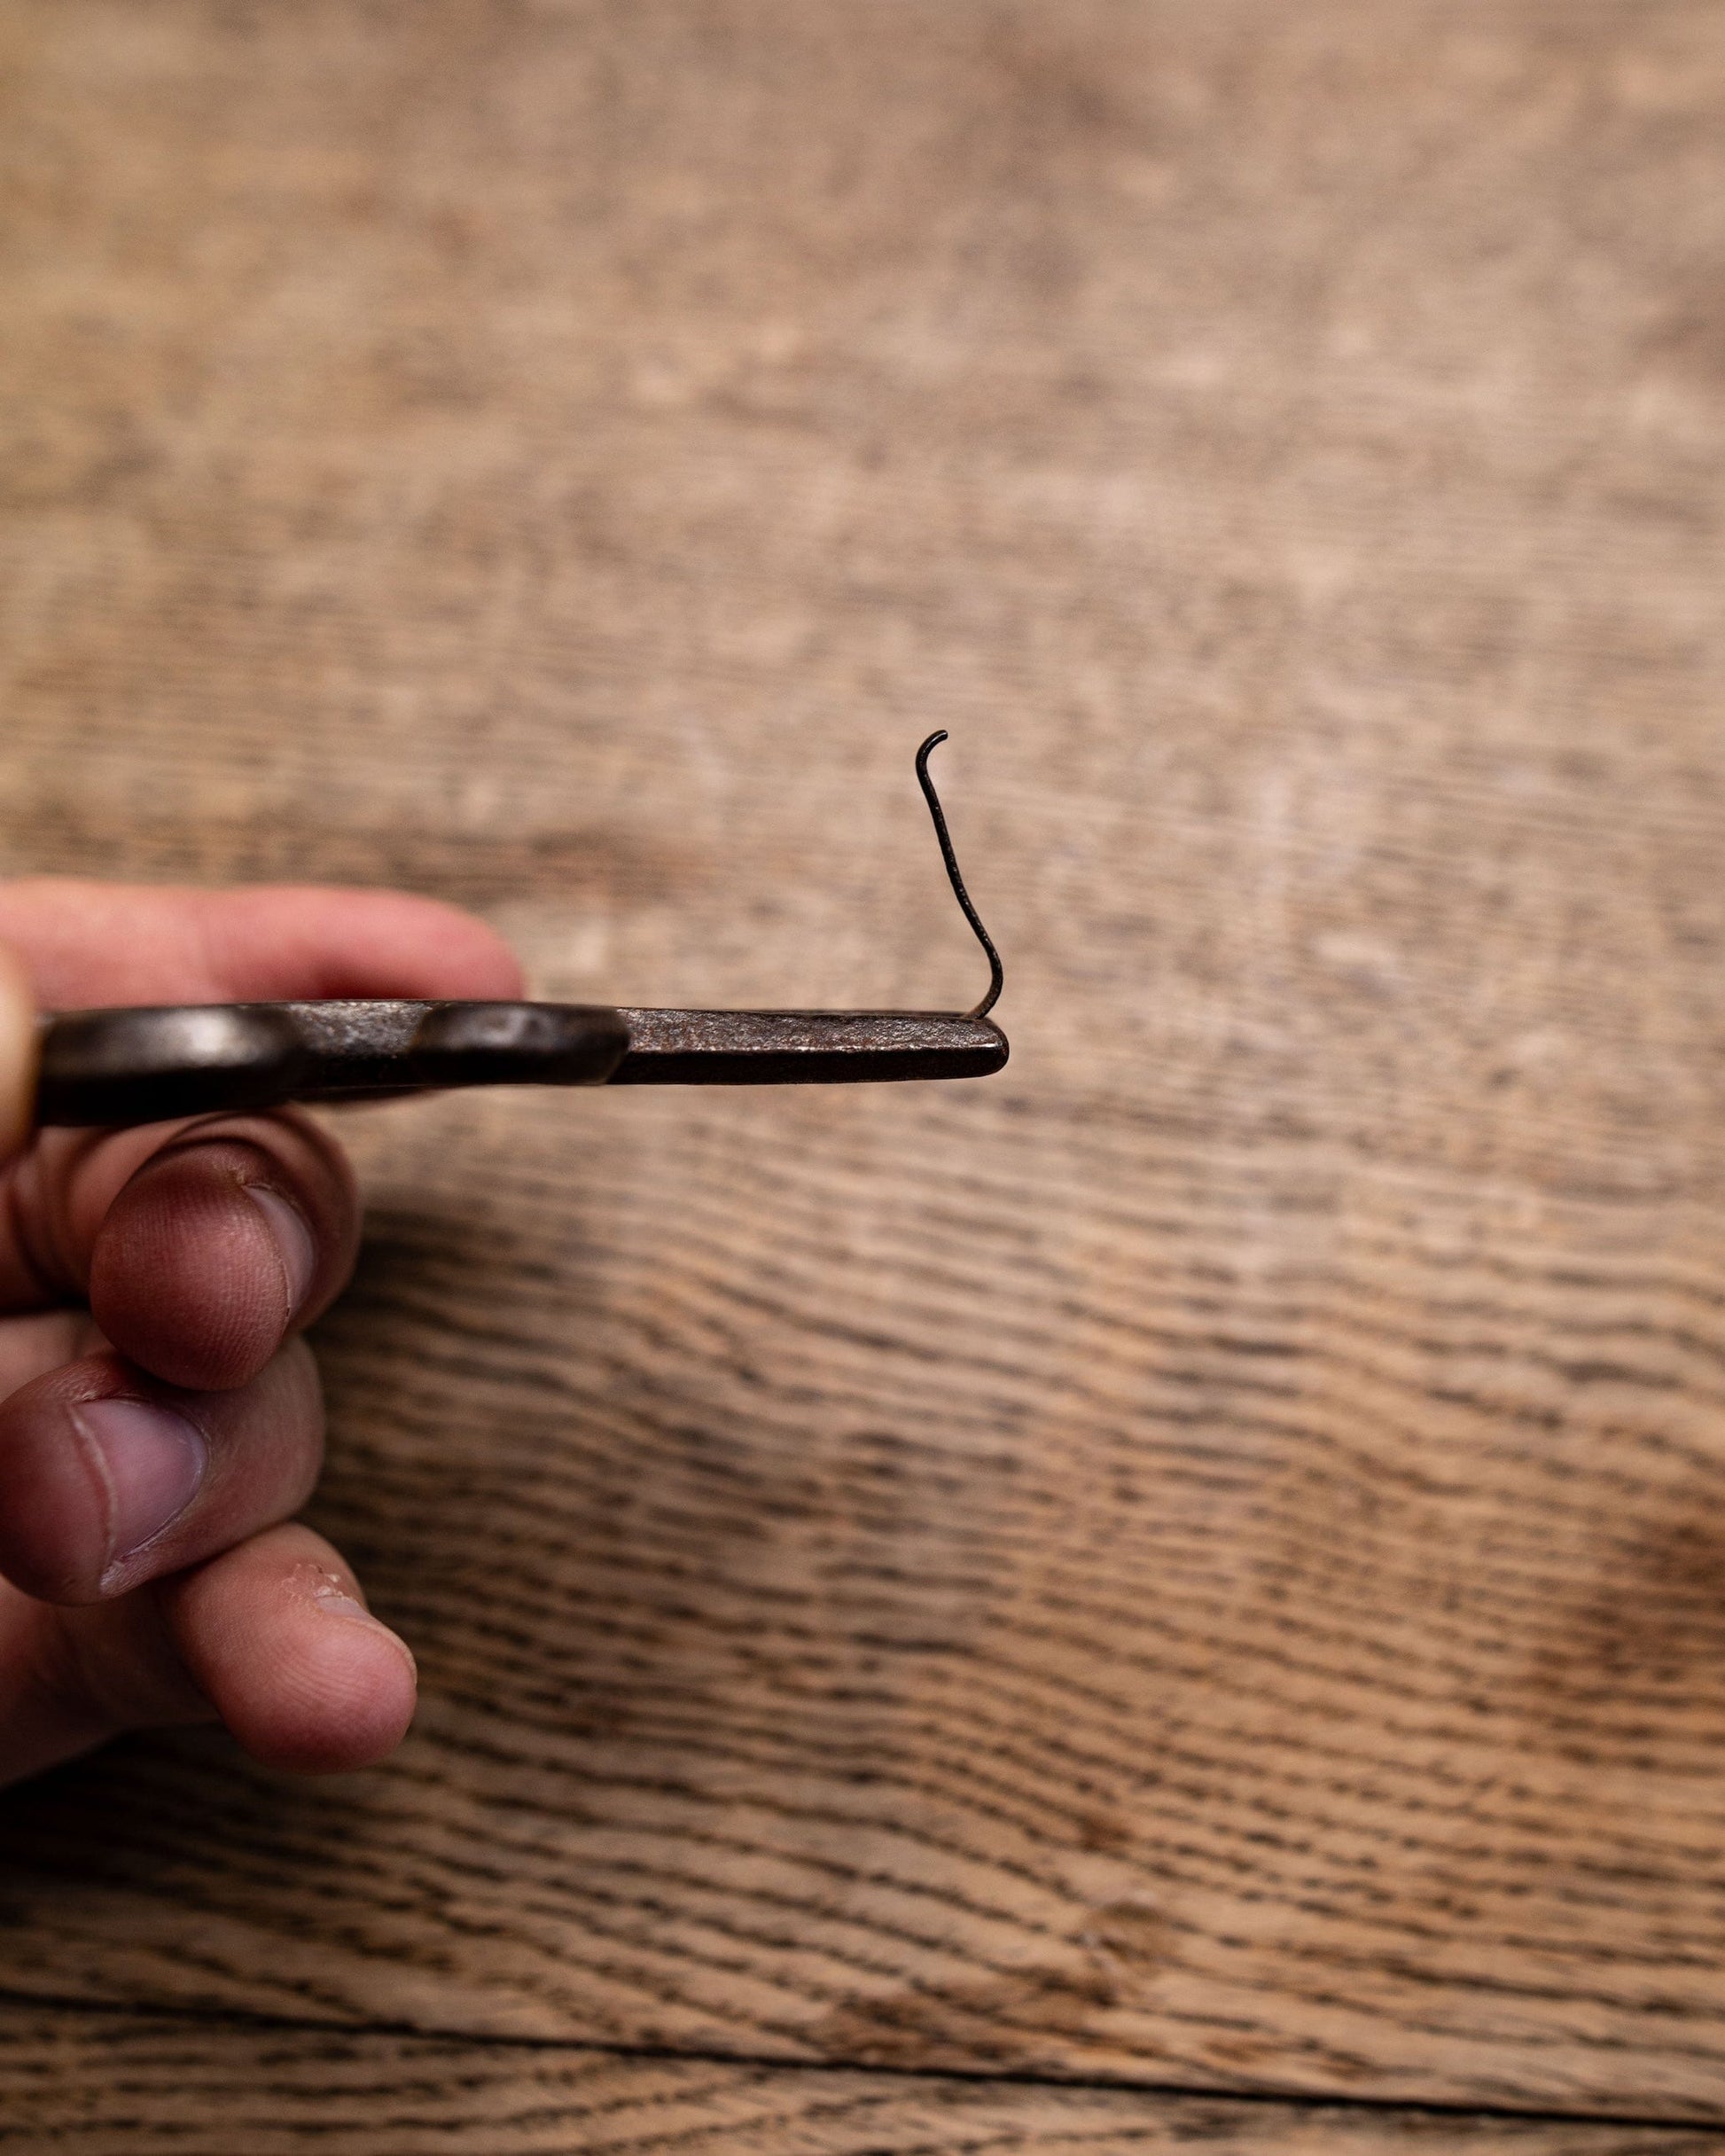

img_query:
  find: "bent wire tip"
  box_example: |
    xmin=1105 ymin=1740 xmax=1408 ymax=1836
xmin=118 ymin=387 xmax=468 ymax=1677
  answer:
xmin=915 ymin=730 xmax=1004 ymax=1022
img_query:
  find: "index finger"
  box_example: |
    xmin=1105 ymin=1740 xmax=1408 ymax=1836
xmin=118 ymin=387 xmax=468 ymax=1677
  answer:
xmin=0 ymin=943 xmax=38 ymax=1168
xmin=0 ymin=880 xmax=526 ymax=1011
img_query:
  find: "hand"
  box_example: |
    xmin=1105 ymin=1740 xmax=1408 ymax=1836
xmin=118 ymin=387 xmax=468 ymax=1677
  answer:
xmin=0 ymin=879 xmax=525 ymax=1787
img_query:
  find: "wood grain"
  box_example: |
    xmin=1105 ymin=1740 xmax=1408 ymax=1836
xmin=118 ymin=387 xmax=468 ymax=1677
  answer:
xmin=3 ymin=0 xmax=1725 ymax=2129
xmin=0 ymin=2016 xmax=1721 ymax=2156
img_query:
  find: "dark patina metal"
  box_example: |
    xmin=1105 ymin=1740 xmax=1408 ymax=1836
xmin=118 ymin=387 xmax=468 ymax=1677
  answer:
xmin=33 ymin=734 xmax=1010 ymax=1129
xmin=609 ymin=1007 xmax=1007 ymax=1086
xmin=35 ymin=1000 xmax=1007 ymax=1125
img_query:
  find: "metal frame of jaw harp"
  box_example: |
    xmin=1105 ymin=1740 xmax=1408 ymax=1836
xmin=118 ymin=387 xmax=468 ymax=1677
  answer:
xmin=34 ymin=734 xmax=1009 ymax=1130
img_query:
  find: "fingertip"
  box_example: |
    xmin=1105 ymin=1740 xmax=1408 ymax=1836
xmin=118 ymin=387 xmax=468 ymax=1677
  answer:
xmin=168 ymin=1526 xmax=418 ymax=1775
xmin=237 ymin=1597 xmax=419 ymax=1774
xmin=89 ymin=1129 xmax=357 ymax=1391
xmin=90 ymin=1150 xmax=301 ymax=1391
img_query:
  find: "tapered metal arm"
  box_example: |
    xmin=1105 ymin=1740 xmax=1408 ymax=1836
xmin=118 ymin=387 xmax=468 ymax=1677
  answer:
xmin=34 ymin=999 xmax=1009 ymax=1127
xmin=609 ymin=1008 xmax=1007 ymax=1085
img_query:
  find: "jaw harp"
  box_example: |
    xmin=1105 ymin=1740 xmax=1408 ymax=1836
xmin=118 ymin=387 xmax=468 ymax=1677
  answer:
xmin=35 ymin=734 xmax=1008 ymax=1130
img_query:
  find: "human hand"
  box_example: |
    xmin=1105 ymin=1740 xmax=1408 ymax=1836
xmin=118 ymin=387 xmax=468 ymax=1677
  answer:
xmin=0 ymin=879 xmax=525 ymax=1788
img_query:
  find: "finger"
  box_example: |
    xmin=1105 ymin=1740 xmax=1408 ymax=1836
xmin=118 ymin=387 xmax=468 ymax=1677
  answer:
xmin=0 ymin=879 xmax=525 ymax=1008
xmin=164 ymin=1523 xmax=416 ymax=1773
xmin=0 ymin=941 xmax=36 ymax=1166
xmin=3 ymin=1108 xmax=358 ymax=1383
xmin=0 ymin=1342 xmax=324 ymax=1604
xmin=0 ymin=1571 xmax=212 ymax=1790
xmin=0 ymin=1523 xmax=417 ymax=1786
xmin=89 ymin=1115 xmax=358 ymax=1387
xmin=0 ymin=1309 xmax=103 ymax=1402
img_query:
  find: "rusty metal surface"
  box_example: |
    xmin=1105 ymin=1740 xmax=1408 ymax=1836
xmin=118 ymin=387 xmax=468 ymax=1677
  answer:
xmin=609 ymin=1008 xmax=1009 ymax=1085
xmin=32 ymin=730 xmax=1009 ymax=1127
xmin=34 ymin=999 xmax=1009 ymax=1126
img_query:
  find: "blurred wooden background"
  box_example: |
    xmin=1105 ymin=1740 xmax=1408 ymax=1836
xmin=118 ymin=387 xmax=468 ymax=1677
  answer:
xmin=4 ymin=0 xmax=1725 ymax=2145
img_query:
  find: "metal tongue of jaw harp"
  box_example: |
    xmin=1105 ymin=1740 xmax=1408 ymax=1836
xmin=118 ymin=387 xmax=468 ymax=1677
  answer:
xmin=605 ymin=730 xmax=1004 ymax=1086
xmin=34 ymin=732 xmax=1009 ymax=1128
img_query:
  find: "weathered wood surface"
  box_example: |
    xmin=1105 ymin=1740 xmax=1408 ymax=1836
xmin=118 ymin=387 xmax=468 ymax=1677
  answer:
xmin=4 ymin=0 xmax=1725 ymax=2135
xmin=0 ymin=2018 xmax=1721 ymax=2156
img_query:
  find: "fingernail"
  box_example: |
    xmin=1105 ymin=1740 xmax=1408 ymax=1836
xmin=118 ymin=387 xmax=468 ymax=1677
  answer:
xmin=244 ymin=1184 xmax=317 ymax=1320
xmin=73 ymin=1399 xmax=208 ymax=1571
xmin=313 ymin=1581 xmax=418 ymax=1675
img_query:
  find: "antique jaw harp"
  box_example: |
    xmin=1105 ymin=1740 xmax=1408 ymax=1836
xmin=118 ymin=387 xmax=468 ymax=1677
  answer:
xmin=34 ymin=734 xmax=1009 ymax=1130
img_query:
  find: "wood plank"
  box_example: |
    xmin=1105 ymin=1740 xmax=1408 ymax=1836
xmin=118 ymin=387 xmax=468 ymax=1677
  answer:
xmin=3 ymin=0 xmax=1725 ymax=2122
xmin=0 ymin=2014 xmax=1721 ymax=2155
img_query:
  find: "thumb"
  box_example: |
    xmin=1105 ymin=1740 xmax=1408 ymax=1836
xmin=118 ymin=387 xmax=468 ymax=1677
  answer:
xmin=0 ymin=941 xmax=38 ymax=1167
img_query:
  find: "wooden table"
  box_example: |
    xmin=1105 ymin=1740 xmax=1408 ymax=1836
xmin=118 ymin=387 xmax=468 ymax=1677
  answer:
xmin=4 ymin=1 xmax=1725 ymax=2144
